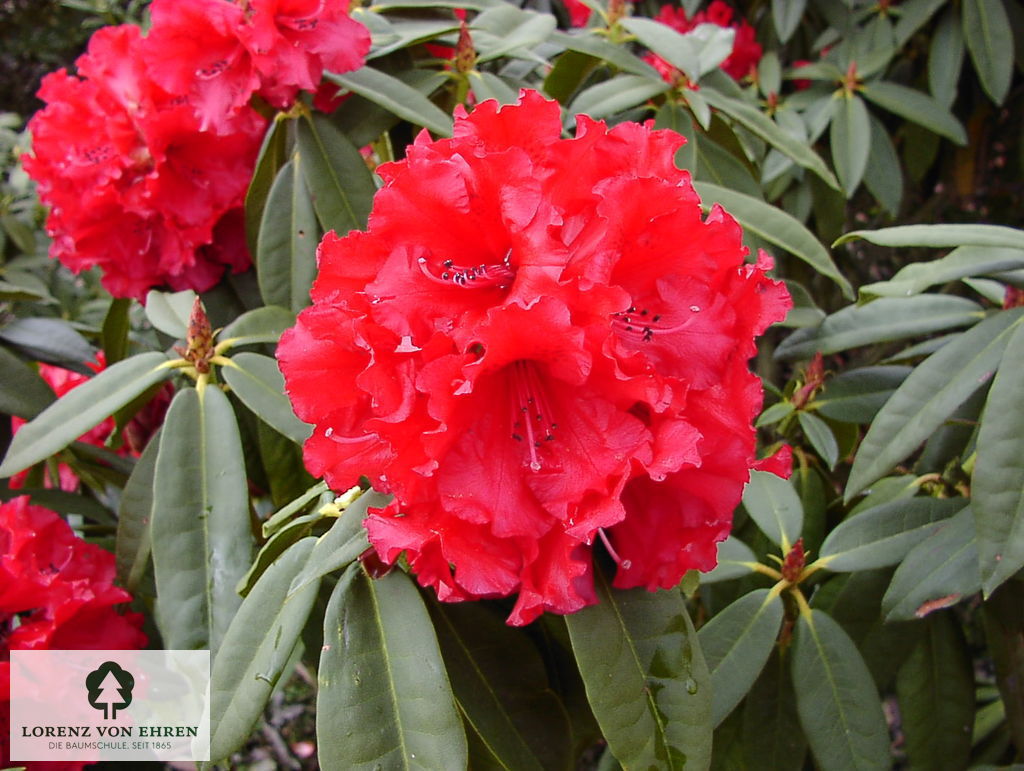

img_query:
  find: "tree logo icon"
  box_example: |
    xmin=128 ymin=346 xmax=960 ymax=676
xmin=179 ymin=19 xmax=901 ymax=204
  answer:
xmin=85 ymin=661 xmax=135 ymax=719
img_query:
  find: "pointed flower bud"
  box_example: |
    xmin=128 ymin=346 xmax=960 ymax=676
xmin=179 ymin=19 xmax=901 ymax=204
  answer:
xmin=184 ymin=296 xmax=215 ymax=374
xmin=454 ymin=20 xmax=476 ymax=74
xmin=781 ymin=538 xmax=806 ymax=583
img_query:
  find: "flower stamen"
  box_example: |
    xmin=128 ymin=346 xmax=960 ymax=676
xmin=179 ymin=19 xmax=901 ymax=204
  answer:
xmin=417 ymin=250 xmax=514 ymax=289
xmin=611 ymin=304 xmax=700 ymax=343
xmin=509 ymin=361 xmax=557 ymax=471
xmin=598 ymin=527 xmax=632 ymax=570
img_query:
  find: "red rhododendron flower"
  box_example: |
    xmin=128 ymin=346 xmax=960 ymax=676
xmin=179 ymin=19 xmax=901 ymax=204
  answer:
xmin=645 ymin=0 xmax=762 ymax=82
xmin=144 ymin=0 xmax=370 ymax=132
xmin=278 ymin=90 xmax=790 ymax=625
xmin=9 ymin=354 xmax=171 ymax=490
xmin=25 ymin=25 xmax=265 ymax=299
xmin=1 ymin=496 xmax=146 ymax=769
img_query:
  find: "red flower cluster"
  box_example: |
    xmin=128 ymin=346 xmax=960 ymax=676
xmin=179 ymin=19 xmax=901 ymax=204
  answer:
xmin=278 ymin=91 xmax=790 ymax=625
xmin=9 ymin=354 xmax=171 ymax=491
xmin=25 ymin=0 xmax=369 ymax=300
xmin=646 ymin=0 xmax=762 ymax=82
xmin=1 ymin=497 xmax=146 ymax=769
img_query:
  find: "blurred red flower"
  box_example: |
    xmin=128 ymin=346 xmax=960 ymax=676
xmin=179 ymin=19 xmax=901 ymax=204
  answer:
xmin=645 ymin=0 xmax=762 ymax=82
xmin=277 ymin=91 xmax=790 ymax=624
xmin=1 ymin=496 xmax=146 ymax=770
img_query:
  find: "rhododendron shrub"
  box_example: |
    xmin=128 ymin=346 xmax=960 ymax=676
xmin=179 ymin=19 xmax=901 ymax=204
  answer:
xmin=1 ymin=497 xmax=146 ymax=769
xmin=278 ymin=91 xmax=791 ymax=625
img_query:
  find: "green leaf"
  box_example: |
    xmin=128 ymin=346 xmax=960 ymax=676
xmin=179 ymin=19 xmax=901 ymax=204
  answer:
xmin=151 ymin=386 xmax=253 ymax=653
xmin=792 ymin=610 xmax=891 ymax=771
xmin=326 ymin=67 xmax=454 ymax=136
xmin=860 ymin=246 xmax=1024 ymax=299
xmin=896 ymin=612 xmax=974 ymax=770
xmin=256 ymin=157 xmax=320 ymax=312
xmin=963 ymin=0 xmax=1014 ymax=104
xmin=144 ymin=289 xmax=196 ymax=338
xmin=219 ymin=305 xmax=296 ymax=348
xmin=756 ymin=400 xmax=795 ymax=428
xmin=836 ymin=223 xmax=1024 ymax=249
xmin=568 ymin=74 xmax=668 ymax=122
xmin=813 ymin=366 xmax=911 ymax=424
xmin=772 ymin=0 xmax=806 ymax=42
xmin=699 ymin=87 xmax=840 ymax=190
xmin=245 ymin=117 xmax=290 ymax=256
xmin=929 ymin=9 xmax=965 ymax=108
xmin=798 ymin=411 xmax=839 ymax=469
xmin=0 ymin=345 xmax=54 ymax=419
xmin=566 ymin=571 xmax=711 ymax=770
xmin=741 ymin=649 xmax=806 ymax=771
xmin=702 ymin=536 xmax=758 ymax=583
xmin=0 ymin=352 xmax=173 ymax=478
xmin=845 ymin=308 xmax=1024 ymax=500
xmin=115 ymin=432 xmax=159 ymax=592
xmin=210 ymin=538 xmax=320 ymax=763
xmin=693 ymin=137 xmax=761 ymax=197
xmin=862 ymin=114 xmax=902 ymax=216
xmin=882 ymin=506 xmax=979 ymax=621
xmin=692 ymin=182 xmax=853 ymax=298
xmin=549 ymin=30 xmax=660 ymax=78
xmin=775 ymin=296 xmax=984 ymax=360
xmin=894 ymin=0 xmax=948 ymax=46
xmin=101 ymin=297 xmax=131 ymax=366
xmin=472 ymin=6 xmax=557 ymax=63
xmin=699 ymin=589 xmax=784 ymax=727
xmin=262 ymin=480 xmax=330 ymax=537
xmin=238 ymin=511 xmax=319 ymax=597
xmin=317 ymin=566 xmax=468 ymax=771
xmin=221 ymin=352 xmax=311 ymax=444
xmin=296 ymin=113 xmax=376 ymax=236
xmin=830 ymin=94 xmax=871 ymax=197
xmin=0 ymin=317 xmax=94 ymax=372
xmin=859 ymin=81 xmax=967 ymax=145
xmin=742 ymin=470 xmax=803 ymax=551
xmin=429 ymin=602 xmax=572 ymax=771
xmin=819 ymin=497 xmax=964 ymax=571
xmin=620 ymin=17 xmax=734 ymax=79
xmin=469 ymin=71 xmax=521 ymax=105
xmin=973 ymin=320 xmax=1024 ymax=595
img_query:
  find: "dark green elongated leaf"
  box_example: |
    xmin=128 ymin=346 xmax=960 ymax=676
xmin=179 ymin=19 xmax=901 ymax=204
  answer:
xmin=0 ymin=317 xmax=94 ymax=373
xmin=429 ymin=602 xmax=572 ymax=771
xmin=963 ymin=0 xmax=1013 ymax=104
xmin=256 ymin=157 xmax=320 ymax=312
xmin=238 ymin=511 xmax=319 ymax=597
xmin=544 ymin=49 xmax=600 ymax=104
xmin=798 ymin=411 xmax=839 ymax=469
xmin=859 ymin=81 xmax=967 ymax=145
xmin=262 ymin=480 xmax=330 ymax=537
xmin=326 ymin=67 xmax=453 ymax=136
xmin=366 ymin=16 xmax=460 ymax=60
xmin=210 ymin=538 xmax=320 ymax=762
xmin=221 ymin=352 xmax=311 ymax=444
xmin=287 ymin=490 xmax=387 ymax=598
xmin=0 ymin=345 xmax=54 ymax=419
xmin=296 ymin=113 xmax=376 ymax=236
xmin=0 ymin=352 xmax=173 ymax=478
xmin=894 ymin=0 xmax=948 ymax=46
xmin=882 ymin=506 xmax=979 ymax=621
xmin=566 ymin=571 xmax=711 ymax=770
xmin=929 ymin=9 xmax=964 ymax=108
xmin=776 ymin=295 xmax=984 ymax=361
xmin=699 ymin=589 xmax=784 ymax=727
xmin=973 ymin=320 xmax=1024 ymax=595
xmin=692 ymin=182 xmax=852 ymax=298
xmin=813 ymin=366 xmax=911 ymax=424
xmin=837 ymin=223 xmax=1024 ymax=249
xmin=568 ymin=74 xmax=668 ymax=121
xmin=700 ymin=88 xmax=840 ymax=189
xmin=863 ymin=114 xmax=902 ymax=215
xmin=549 ymin=30 xmax=660 ymax=78
xmin=819 ymin=497 xmax=964 ymax=571
xmin=219 ymin=305 xmax=296 ymax=348
xmin=101 ymin=297 xmax=131 ymax=365
xmin=742 ymin=649 xmax=806 ymax=771
xmin=144 ymin=289 xmax=195 ymax=338
xmin=845 ymin=309 xmax=1024 ymax=500
xmin=742 ymin=470 xmax=803 ymax=550
xmin=620 ymin=17 xmax=733 ymax=79
xmin=257 ymin=420 xmax=313 ymax=507
xmin=245 ymin=117 xmax=290 ymax=256
xmin=861 ymin=246 xmax=1024 ymax=299
xmin=792 ymin=610 xmax=891 ymax=771
xmin=980 ymin=582 xmax=1024 ymax=756
xmin=756 ymin=400 xmax=795 ymax=427
xmin=151 ymin=386 xmax=253 ymax=653
xmin=472 ymin=6 xmax=556 ymax=62
xmin=772 ymin=0 xmax=806 ymax=42
xmin=694 ymin=138 xmax=761 ymax=197
xmin=115 ymin=431 xmax=159 ymax=592
xmin=318 ymin=565 xmax=467 ymax=771
xmin=896 ymin=612 xmax=974 ymax=770
xmin=830 ymin=94 xmax=871 ymax=197
xmin=469 ymin=71 xmax=520 ymax=105
xmin=702 ymin=536 xmax=758 ymax=583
